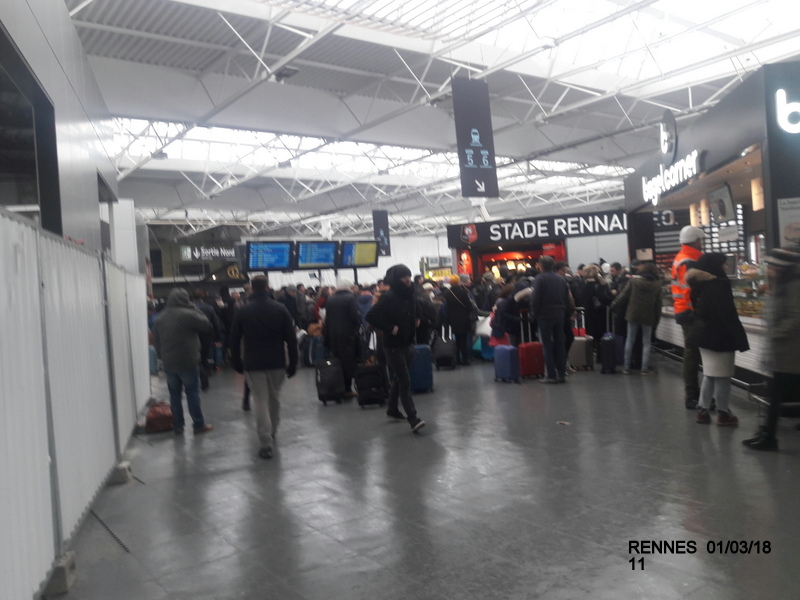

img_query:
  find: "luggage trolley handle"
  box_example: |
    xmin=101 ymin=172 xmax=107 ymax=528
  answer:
xmin=520 ymin=312 xmax=534 ymax=344
xmin=574 ymin=307 xmax=586 ymax=331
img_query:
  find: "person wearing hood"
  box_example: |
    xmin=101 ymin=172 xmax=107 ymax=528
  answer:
xmin=685 ymin=253 xmax=749 ymax=427
xmin=152 ymin=288 xmax=215 ymax=434
xmin=324 ymin=279 xmax=362 ymax=398
xmin=366 ymin=264 xmax=426 ymax=433
xmin=610 ymin=262 xmax=662 ymax=375
xmin=743 ymin=248 xmax=800 ymax=451
xmin=230 ymin=275 xmax=298 ymax=459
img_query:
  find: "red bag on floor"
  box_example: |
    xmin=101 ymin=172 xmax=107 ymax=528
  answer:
xmin=145 ymin=401 xmax=173 ymax=433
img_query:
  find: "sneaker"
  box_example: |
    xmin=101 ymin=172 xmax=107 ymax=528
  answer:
xmin=716 ymin=410 xmax=739 ymax=427
xmin=621 ymin=368 xmax=630 ymax=375
xmin=566 ymin=364 xmax=577 ymax=374
xmin=538 ymin=378 xmax=559 ymax=384
xmin=173 ymin=427 xmax=184 ymax=435
xmin=193 ymin=424 xmax=214 ymax=434
xmin=386 ymin=409 xmax=406 ymax=420
xmin=410 ymin=418 xmax=426 ymax=433
xmin=742 ymin=432 xmax=778 ymax=451
xmin=695 ymin=408 xmax=711 ymax=424
xmin=640 ymin=369 xmax=653 ymax=375
xmin=685 ymin=398 xmax=699 ymax=410
xmin=258 ymin=447 xmax=273 ymax=459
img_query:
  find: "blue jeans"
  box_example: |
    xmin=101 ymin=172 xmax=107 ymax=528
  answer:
xmin=624 ymin=321 xmax=652 ymax=371
xmin=165 ymin=366 xmax=206 ymax=430
xmin=537 ymin=318 xmax=566 ymax=380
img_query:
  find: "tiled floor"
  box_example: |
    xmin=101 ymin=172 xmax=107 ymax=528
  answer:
xmin=58 ymin=354 xmax=800 ymax=600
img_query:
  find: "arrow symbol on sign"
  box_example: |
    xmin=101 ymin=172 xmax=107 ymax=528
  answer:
xmin=193 ymin=248 xmax=201 ymax=259
xmin=476 ymin=180 xmax=485 ymax=193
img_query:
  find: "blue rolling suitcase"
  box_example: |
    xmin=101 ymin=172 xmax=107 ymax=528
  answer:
xmin=494 ymin=345 xmax=520 ymax=383
xmin=410 ymin=344 xmax=434 ymax=393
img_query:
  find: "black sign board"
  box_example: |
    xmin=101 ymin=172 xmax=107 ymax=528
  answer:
xmin=452 ymin=77 xmax=499 ymax=198
xmin=373 ymin=210 xmax=391 ymax=256
xmin=447 ymin=210 xmax=627 ymax=248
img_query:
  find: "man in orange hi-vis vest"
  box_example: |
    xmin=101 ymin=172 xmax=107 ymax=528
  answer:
xmin=671 ymin=225 xmax=705 ymax=409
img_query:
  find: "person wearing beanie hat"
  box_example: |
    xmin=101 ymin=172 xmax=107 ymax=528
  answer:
xmin=449 ymin=274 xmax=461 ymax=286
xmin=366 ymin=264 xmax=426 ymax=432
xmin=672 ymin=224 xmax=706 ymax=409
xmin=743 ymin=247 xmax=800 ymax=451
xmin=324 ymin=278 xmax=361 ymax=398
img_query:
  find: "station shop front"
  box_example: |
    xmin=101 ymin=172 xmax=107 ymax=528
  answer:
xmin=623 ymin=61 xmax=800 ymax=376
xmin=446 ymin=209 xmax=629 ymax=280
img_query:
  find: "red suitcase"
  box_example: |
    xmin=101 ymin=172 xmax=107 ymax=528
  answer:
xmin=518 ymin=319 xmax=544 ymax=379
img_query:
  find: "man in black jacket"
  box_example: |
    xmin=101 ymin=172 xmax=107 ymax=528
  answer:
xmin=531 ymin=256 xmax=571 ymax=383
xmin=324 ymin=279 xmax=362 ymax=398
xmin=366 ymin=264 xmax=426 ymax=433
xmin=230 ymin=275 xmax=298 ymax=459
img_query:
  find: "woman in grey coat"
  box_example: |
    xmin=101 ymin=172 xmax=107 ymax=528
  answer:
xmin=610 ymin=262 xmax=662 ymax=375
xmin=743 ymin=248 xmax=800 ymax=451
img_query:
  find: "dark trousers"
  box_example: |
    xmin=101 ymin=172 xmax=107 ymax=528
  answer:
xmin=384 ymin=345 xmax=417 ymax=422
xmin=330 ymin=334 xmax=358 ymax=392
xmin=454 ymin=333 xmax=470 ymax=364
xmin=680 ymin=322 xmax=701 ymax=401
xmin=765 ymin=372 xmax=800 ymax=436
xmin=538 ymin=318 xmax=567 ymax=380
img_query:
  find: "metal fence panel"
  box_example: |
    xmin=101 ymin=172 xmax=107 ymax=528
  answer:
xmin=125 ymin=272 xmax=151 ymax=418
xmin=38 ymin=236 xmax=116 ymax=542
xmin=0 ymin=213 xmax=55 ymax=600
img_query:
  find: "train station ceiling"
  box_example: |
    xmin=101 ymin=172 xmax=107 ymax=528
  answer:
xmin=65 ymin=0 xmax=800 ymax=238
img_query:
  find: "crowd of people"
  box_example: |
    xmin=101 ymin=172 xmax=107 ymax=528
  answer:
xmin=149 ymin=228 xmax=800 ymax=457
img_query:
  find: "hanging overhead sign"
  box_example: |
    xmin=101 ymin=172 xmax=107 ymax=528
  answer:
xmin=452 ymin=77 xmax=499 ymax=198
xmin=447 ymin=210 xmax=627 ymax=248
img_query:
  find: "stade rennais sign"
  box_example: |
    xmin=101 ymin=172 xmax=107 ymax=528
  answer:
xmin=447 ymin=209 xmax=627 ymax=248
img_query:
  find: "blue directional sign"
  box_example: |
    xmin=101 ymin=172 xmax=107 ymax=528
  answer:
xmin=452 ymin=77 xmax=499 ymax=198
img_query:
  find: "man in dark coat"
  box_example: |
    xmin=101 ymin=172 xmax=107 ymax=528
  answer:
xmin=530 ymin=256 xmax=571 ymax=383
xmin=366 ymin=264 xmax=426 ymax=433
xmin=230 ymin=275 xmax=298 ymax=459
xmin=443 ymin=274 xmax=474 ymax=365
xmin=153 ymin=288 xmax=214 ymax=434
xmin=324 ymin=279 xmax=362 ymax=398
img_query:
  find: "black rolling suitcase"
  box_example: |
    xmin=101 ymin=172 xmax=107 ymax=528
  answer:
xmin=316 ymin=357 xmax=345 ymax=405
xmin=354 ymin=363 xmax=387 ymax=408
xmin=432 ymin=332 xmax=457 ymax=370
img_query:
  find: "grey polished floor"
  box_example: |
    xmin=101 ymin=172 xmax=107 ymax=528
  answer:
xmin=59 ymin=355 xmax=800 ymax=600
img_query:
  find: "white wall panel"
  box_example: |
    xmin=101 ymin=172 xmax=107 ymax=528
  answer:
xmin=105 ymin=262 xmax=135 ymax=455
xmin=566 ymin=234 xmax=630 ymax=270
xmin=125 ymin=273 xmax=151 ymax=417
xmin=0 ymin=212 xmax=55 ymax=600
xmin=38 ymin=237 xmax=116 ymax=542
